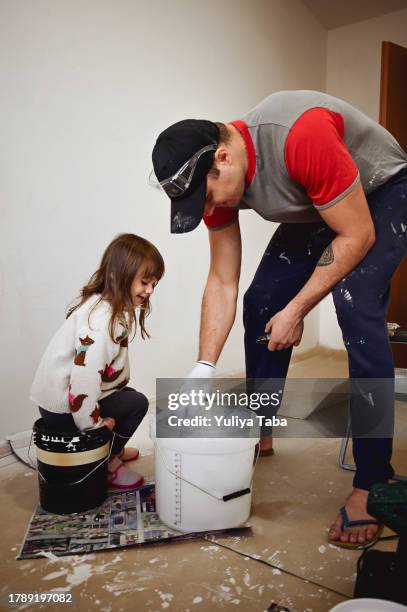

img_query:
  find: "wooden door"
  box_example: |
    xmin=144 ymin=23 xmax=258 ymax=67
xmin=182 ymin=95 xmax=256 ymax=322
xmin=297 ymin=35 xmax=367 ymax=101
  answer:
xmin=379 ymin=41 xmax=407 ymax=368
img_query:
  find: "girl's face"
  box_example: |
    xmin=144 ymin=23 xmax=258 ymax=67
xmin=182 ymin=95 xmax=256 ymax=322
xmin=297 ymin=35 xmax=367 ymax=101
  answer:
xmin=130 ymin=268 xmax=158 ymax=308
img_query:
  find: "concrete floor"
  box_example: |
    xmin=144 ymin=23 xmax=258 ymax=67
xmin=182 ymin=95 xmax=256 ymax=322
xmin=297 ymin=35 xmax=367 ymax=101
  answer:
xmin=1 ymin=348 xmax=406 ymax=612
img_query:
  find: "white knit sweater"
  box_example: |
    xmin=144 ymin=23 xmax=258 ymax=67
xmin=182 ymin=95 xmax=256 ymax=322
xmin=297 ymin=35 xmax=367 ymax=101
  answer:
xmin=30 ymin=295 xmax=131 ymax=430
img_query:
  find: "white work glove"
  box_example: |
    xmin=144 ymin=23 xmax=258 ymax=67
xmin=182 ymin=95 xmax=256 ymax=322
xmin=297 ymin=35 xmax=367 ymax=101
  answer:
xmin=187 ymin=361 xmax=216 ymax=379
xmin=177 ymin=361 xmax=216 ymax=415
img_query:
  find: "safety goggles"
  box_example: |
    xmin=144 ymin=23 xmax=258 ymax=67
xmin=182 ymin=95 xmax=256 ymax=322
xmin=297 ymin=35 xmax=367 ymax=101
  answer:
xmin=149 ymin=143 xmax=217 ymax=199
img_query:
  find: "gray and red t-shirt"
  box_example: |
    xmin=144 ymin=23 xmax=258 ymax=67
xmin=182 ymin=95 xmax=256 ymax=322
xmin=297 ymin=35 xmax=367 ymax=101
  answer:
xmin=204 ymin=90 xmax=407 ymax=230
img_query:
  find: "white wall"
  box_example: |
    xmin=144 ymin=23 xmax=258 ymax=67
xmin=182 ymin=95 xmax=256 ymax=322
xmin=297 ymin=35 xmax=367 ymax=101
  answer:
xmin=320 ymin=8 xmax=407 ymax=350
xmin=327 ymin=8 xmax=407 ymax=120
xmin=1 ymin=0 xmax=326 ymax=437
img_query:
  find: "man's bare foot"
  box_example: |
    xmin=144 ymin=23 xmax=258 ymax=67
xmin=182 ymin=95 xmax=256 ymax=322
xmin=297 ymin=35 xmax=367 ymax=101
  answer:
xmin=259 ymin=436 xmax=273 ymax=452
xmin=328 ymin=488 xmax=381 ymax=547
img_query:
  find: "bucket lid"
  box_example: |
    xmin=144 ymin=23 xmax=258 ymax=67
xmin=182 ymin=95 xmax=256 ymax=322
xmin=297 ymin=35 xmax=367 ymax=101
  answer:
xmin=33 ymin=418 xmax=111 ymax=453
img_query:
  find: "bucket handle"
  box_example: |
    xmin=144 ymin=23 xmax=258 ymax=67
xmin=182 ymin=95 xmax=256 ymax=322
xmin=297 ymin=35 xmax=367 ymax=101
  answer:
xmin=223 ymin=488 xmax=251 ymax=502
xmin=33 ymin=432 xmax=115 ymax=487
xmin=155 ymin=440 xmax=260 ymax=502
xmin=27 ymin=431 xmax=38 ymax=470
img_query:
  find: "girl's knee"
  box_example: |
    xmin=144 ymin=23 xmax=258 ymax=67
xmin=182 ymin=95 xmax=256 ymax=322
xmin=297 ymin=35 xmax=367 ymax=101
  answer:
xmin=137 ymin=393 xmax=149 ymax=416
xmin=120 ymin=388 xmax=149 ymax=418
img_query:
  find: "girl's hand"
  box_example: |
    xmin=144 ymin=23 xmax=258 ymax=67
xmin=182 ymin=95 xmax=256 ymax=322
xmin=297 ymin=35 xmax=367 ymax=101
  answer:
xmin=102 ymin=417 xmax=116 ymax=431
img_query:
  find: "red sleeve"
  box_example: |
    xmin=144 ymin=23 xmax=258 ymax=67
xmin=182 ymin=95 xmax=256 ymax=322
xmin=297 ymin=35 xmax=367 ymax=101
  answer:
xmin=203 ymin=208 xmax=238 ymax=230
xmin=285 ymin=108 xmax=360 ymax=208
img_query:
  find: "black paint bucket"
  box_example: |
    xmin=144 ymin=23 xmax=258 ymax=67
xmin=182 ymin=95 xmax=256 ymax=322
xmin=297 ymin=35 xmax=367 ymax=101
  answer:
xmin=33 ymin=418 xmax=111 ymax=514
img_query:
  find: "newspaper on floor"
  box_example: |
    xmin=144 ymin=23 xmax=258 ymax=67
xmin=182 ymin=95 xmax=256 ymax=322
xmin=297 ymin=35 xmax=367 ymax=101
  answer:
xmin=18 ymin=482 xmax=251 ymax=559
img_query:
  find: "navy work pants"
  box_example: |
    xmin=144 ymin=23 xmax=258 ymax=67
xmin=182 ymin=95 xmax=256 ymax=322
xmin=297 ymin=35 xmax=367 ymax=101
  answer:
xmin=243 ymin=168 xmax=407 ymax=490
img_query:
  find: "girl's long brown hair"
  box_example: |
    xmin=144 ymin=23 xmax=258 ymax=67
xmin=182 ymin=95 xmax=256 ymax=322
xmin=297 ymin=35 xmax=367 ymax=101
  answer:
xmin=67 ymin=234 xmax=164 ymax=341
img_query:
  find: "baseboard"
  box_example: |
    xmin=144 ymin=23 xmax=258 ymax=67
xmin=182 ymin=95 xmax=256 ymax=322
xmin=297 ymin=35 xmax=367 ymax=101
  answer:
xmin=0 ymin=438 xmax=11 ymax=460
xmin=291 ymin=344 xmax=348 ymax=364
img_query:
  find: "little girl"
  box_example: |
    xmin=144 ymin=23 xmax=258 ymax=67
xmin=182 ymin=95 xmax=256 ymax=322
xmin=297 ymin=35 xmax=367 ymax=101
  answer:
xmin=30 ymin=233 xmax=164 ymax=490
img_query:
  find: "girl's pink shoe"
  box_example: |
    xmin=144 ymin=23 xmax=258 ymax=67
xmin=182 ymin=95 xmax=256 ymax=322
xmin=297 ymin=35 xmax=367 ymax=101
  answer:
xmin=107 ymin=457 xmax=144 ymax=490
xmin=117 ymin=446 xmax=140 ymax=462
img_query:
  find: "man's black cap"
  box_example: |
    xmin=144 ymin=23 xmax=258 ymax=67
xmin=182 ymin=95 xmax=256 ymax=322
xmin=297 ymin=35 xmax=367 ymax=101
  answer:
xmin=152 ymin=119 xmax=220 ymax=233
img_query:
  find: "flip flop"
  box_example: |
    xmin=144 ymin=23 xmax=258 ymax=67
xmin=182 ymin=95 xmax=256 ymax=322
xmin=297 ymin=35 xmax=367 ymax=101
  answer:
xmin=328 ymin=506 xmax=384 ymax=550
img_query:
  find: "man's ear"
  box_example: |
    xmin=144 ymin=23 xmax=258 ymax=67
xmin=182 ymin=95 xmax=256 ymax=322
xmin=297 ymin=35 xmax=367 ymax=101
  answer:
xmin=214 ymin=146 xmax=230 ymax=165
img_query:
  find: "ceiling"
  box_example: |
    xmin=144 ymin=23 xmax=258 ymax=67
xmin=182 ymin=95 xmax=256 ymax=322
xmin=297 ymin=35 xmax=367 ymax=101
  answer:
xmin=302 ymin=0 xmax=407 ymax=29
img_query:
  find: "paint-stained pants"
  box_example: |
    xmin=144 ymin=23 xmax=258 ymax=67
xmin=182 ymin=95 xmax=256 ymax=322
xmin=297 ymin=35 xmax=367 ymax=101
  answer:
xmin=243 ymin=168 xmax=407 ymax=490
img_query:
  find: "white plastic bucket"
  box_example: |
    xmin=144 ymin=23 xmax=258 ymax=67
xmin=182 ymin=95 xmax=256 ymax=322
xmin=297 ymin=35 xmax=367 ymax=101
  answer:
xmin=154 ymin=436 xmax=258 ymax=532
xmin=330 ymin=599 xmax=407 ymax=611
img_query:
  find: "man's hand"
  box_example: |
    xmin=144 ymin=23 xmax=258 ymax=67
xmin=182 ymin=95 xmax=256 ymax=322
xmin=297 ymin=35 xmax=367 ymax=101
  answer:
xmin=187 ymin=361 xmax=216 ymax=378
xmin=176 ymin=362 xmax=216 ymax=416
xmin=265 ymin=303 xmax=304 ymax=351
xmin=184 ymin=361 xmax=216 ymax=396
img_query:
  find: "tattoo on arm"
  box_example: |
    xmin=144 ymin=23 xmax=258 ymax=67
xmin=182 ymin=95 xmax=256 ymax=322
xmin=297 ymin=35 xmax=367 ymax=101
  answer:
xmin=317 ymin=243 xmax=334 ymax=266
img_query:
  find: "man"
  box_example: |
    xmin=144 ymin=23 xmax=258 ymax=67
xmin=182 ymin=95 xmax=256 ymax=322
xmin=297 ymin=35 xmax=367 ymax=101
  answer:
xmin=151 ymin=90 xmax=407 ymax=549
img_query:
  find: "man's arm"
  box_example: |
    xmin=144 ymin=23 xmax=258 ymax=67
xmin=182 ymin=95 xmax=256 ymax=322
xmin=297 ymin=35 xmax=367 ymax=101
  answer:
xmin=294 ymin=183 xmax=375 ymax=314
xmin=266 ymin=184 xmax=376 ymax=350
xmin=198 ymin=220 xmax=242 ymax=363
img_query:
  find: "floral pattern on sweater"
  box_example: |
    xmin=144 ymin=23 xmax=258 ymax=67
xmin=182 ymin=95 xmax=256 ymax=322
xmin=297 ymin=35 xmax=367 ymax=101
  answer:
xmin=30 ymin=295 xmax=131 ymax=431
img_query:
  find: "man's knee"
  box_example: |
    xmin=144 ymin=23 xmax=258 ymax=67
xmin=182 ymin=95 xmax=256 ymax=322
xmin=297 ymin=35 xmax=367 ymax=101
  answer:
xmin=243 ymin=283 xmax=268 ymax=317
xmin=243 ymin=284 xmax=257 ymax=311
